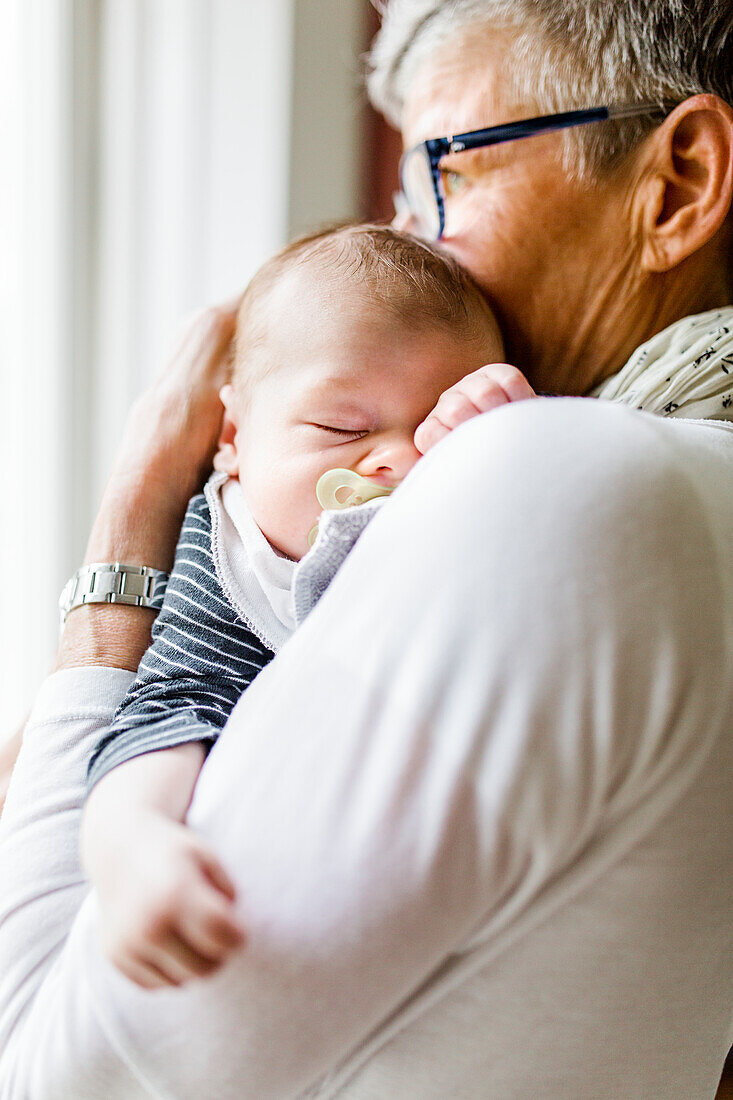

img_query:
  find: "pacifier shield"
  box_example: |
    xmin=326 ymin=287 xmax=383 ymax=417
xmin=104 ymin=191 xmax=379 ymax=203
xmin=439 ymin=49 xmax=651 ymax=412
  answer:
xmin=315 ymin=468 xmax=393 ymax=511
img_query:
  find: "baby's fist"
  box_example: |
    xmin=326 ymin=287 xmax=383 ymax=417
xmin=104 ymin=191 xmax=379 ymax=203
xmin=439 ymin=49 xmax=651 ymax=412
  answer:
xmin=414 ymin=363 xmax=536 ymax=454
xmin=96 ymin=815 xmax=247 ymax=990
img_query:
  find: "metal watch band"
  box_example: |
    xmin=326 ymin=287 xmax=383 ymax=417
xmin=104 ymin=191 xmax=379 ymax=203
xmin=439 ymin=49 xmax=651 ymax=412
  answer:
xmin=58 ymin=562 xmax=169 ymax=627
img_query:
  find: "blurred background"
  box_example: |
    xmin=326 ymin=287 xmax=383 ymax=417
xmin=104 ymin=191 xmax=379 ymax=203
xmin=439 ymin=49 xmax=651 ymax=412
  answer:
xmin=0 ymin=0 xmax=401 ymax=736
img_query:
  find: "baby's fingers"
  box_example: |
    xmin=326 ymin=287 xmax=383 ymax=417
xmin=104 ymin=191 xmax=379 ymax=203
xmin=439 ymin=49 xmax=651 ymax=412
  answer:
xmin=464 ymin=363 xmax=536 ymax=408
xmin=140 ymin=931 xmax=223 ymax=986
xmin=113 ymin=954 xmax=179 ymax=991
xmin=199 ymin=848 xmax=239 ymax=902
xmin=177 ymin=890 xmax=247 ymax=965
xmin=105 ymin=928 xmax=215 ymax=989
xmin=414 ymin=414 xmax=452 ymax=454
xmin=414 ymin=388 xmax=484 ymax=453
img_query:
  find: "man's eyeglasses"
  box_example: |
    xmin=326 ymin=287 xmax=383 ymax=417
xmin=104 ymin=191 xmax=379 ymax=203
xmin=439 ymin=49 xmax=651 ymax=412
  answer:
xmin=397 ymin=103 xmax=673 ymax=241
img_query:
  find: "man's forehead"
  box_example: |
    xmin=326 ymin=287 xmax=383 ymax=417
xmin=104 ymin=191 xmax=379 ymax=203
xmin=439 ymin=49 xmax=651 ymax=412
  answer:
xmin=400 ymin=25 xmax=525 ymax=147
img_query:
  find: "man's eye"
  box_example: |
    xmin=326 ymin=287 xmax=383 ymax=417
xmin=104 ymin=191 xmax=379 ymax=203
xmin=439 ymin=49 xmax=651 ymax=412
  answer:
xmin=440 ymin=169 xmax=468 ymax=196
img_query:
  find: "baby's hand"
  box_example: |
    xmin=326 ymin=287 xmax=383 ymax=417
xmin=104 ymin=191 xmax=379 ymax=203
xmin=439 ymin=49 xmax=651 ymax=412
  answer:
xmin=89 ymin=811 xmax=246 ymax=990
xmin=414 ymin=362 xmax=536 ymax=454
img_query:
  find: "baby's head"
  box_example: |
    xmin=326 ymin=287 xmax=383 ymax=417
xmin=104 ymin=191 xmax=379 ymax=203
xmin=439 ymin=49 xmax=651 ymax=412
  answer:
xmin=216 ymin=224 xmax=504 ymax=559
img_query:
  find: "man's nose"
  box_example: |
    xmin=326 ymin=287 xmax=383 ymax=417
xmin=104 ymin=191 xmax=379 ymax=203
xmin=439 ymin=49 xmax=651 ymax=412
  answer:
xmin=356 ymin=435 xmax=422 ymax=485
xmin=390 ymin=196 xmax=416 ymax=234
xmin=391 ymin=210 xmax=413 ymax=233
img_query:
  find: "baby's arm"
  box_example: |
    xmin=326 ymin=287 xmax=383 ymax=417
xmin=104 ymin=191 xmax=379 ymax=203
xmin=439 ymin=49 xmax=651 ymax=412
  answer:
xmin=79 ymin=490 xmax=270 ymax=988
xmin=414 ymin=362 xmax=537 ymax=453
xmin=81 ymin=741 xmax=246 ymax=989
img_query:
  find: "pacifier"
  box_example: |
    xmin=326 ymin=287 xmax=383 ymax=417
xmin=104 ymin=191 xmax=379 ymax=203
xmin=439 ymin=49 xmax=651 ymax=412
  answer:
xmin=307 ymin=468 xmax=394 ymax=546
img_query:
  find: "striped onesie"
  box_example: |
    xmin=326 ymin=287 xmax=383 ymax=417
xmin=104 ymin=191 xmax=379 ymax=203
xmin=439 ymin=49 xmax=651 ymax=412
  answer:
xmin=86 ymin=472 xmax=384 ymax=793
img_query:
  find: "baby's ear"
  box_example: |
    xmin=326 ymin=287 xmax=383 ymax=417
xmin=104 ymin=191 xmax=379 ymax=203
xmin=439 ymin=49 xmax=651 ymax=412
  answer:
xmin=213 ymin=384 xmax=239 ymax=475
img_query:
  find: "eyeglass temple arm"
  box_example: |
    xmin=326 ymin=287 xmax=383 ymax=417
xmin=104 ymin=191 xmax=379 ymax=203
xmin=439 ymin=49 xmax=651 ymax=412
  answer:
xmin=447 ymin=103 xmax=670 ymax=153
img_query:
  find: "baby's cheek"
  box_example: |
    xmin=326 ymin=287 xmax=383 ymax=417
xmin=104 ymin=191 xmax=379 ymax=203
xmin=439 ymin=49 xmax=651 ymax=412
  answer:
xmin=254 ymin=483 xmax=321 ymax=560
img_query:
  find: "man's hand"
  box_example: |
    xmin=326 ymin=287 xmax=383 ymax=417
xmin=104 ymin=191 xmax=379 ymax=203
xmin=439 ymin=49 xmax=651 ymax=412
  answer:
xmin=414 ymin=362 xmax=536 ymax=454
xmin=83 ymin=807 xmax=247 ymax=989
xmin=57 ymin=301 xmax=239 ymax=674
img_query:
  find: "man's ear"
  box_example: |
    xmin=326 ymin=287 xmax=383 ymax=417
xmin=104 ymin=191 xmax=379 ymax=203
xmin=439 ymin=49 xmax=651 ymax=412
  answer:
xmin=639 ymin=94 xmax=733 ymax=273
xmin=213 ymin=384 xmax=240 ymax=476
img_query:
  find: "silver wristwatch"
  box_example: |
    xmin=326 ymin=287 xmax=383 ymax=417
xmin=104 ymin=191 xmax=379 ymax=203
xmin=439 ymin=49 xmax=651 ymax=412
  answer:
xmin=58 ymin=562 xmax=169 ymax=628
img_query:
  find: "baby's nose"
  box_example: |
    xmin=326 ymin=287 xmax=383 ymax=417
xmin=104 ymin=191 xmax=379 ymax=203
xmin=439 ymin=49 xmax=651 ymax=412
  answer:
xmin=357 ymin=436 xmax=422 ymax=485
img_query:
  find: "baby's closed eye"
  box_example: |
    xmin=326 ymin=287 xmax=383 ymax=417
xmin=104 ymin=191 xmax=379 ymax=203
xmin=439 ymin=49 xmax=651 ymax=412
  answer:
xmin=310 ymin=424 xmax=369 ymax=439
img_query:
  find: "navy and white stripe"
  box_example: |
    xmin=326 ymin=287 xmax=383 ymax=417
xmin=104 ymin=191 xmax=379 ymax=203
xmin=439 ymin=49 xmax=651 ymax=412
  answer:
xmin=86 ymin=492 xmax=274 ymax=791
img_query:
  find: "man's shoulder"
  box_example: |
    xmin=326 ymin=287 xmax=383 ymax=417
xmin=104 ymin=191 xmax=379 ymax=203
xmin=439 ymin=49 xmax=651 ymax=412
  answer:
xmin=436 ymin=397 xmax=733 ymax=594
xmin=490 ymin=396 xmax=733 ymax=506
xmin=539 ymin=399 xmax=733 ymax=540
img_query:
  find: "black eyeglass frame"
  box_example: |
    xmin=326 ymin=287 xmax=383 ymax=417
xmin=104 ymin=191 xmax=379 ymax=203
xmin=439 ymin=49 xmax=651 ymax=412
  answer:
xmin=398 ymin=103 xmax=675 ymax=240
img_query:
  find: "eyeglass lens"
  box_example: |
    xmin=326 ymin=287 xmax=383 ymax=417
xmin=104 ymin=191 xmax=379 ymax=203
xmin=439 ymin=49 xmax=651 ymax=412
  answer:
xmin=401 ymin=145 xmax=441 ymax=240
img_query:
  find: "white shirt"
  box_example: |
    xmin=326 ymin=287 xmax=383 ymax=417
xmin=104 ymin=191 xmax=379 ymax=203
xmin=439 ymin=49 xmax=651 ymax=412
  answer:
xmin=216 ymin=474 xmax=297 ymax=646
xmin=0 ymin=398 xmax=732 ymax=1098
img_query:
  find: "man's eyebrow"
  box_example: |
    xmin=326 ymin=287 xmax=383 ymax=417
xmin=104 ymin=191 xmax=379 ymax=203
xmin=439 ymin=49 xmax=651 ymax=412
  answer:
xmin=438 ymin=146 xmax=499 ymax=172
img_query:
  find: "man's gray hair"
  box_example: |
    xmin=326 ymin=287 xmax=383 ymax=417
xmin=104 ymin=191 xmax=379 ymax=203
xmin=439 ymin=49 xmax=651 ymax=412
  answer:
xmin=367 ymin=0 xmax=733 ymax=177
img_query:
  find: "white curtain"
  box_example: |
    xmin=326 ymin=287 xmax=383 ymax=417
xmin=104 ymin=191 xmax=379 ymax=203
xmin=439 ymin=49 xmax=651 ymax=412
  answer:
xmin=0 ymin=0 xmax=365 ymax=735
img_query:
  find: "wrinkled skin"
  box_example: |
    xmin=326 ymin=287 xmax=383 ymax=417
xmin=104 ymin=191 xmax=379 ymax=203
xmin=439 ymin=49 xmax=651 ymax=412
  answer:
xmin=397 ymin=25 xmax=732 ymax=395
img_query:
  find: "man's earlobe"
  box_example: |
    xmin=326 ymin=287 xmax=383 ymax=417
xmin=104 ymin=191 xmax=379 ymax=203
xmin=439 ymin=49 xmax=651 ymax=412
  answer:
xmin=640 ymin=95 xmax=733 ymax=273
xmin=213 ymin=385 xmax=240 ymax=476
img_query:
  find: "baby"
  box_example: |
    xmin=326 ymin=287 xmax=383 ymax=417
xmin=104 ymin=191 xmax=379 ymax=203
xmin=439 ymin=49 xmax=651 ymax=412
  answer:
xmin=80 ymin=224 xmax=536 ymax=989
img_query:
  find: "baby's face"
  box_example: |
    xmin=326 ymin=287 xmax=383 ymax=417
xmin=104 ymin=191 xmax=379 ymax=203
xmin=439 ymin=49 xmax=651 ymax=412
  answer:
xmin=225 ymin=270 xmax=501 ymax=559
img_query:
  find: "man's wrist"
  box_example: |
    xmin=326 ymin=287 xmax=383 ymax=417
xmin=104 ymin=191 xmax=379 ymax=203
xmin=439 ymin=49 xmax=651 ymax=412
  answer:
xmin=56 ymin=603 xmax=158 ymax=671
xmin=59 ymin=563 xmax=168 ymax=629
xmin=84 ymin=474 xmax=189 ymax=574
xmin=57 ymin=476 xmax=190 ymax=671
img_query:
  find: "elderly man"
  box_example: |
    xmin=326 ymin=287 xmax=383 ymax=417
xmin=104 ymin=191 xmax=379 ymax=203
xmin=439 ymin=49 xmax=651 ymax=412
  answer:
xmin=1 ymin=1 xmax=731 ymax=1097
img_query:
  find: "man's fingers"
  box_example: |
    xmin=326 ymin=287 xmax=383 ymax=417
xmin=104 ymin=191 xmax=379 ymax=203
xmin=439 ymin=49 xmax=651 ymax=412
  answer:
xmin=170 ymin=308 xmax=229 ymax=367
xmin=183 ymin=309 xmax=236 ymax=375
xmin=217 ymin=292 xmax=244 ymax=315
xmin=161 ymin=305 xmax=238 ymax=396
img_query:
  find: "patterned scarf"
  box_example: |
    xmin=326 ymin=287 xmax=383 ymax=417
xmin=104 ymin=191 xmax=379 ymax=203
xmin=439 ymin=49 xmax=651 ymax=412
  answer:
xmin=590 ymin=307 xmax=733 ymax=422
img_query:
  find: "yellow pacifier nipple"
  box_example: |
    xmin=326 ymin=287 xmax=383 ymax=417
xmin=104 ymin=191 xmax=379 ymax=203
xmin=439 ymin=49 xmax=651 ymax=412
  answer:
xmin=307 ymin=468 xmax=394 ymax=546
